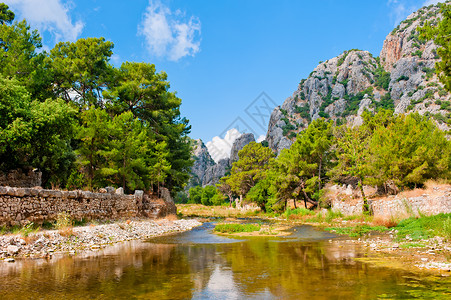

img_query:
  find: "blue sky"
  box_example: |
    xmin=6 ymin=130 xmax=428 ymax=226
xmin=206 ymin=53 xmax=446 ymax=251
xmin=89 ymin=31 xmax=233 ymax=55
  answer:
xmin=3 ymin=0 xmax=442 ymax=159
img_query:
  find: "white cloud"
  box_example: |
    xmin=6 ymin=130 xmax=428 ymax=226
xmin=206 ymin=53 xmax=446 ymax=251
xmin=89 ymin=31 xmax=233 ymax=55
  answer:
xmin=4 ymin=0 xmax=84 ymax=43
xmin=256 ymin=135 xmax=266 ymax=143
xmin=138 ymin=0 xmax=201 ymax=61
xmin=206 ymin=129 xmax=242 ymax=163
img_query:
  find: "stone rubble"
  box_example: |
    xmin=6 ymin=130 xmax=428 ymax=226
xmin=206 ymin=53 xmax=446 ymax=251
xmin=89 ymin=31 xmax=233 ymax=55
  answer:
xmin=0 ymin=218 xmax=202 ymax=261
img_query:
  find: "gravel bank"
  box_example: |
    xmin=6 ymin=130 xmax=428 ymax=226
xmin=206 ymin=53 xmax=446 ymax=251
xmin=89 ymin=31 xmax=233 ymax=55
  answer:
xmin=0 ymin=218 xmax=202 ymax=261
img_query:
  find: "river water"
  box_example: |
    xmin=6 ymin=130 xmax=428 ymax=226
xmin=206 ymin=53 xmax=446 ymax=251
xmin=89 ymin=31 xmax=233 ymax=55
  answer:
xmin=0 ymin=222 xmax=449 ymax=299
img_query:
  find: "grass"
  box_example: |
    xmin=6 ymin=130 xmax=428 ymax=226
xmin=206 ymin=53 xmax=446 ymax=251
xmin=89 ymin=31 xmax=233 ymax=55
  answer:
xmin=394 ymin=213 xmax=451 ymax=241
xmin=284 ymin=207 xmax=315 ymax=219
xmin=214 ymin=223 xmax=261 ymax=234
xmin=400 ymin=242 xmax=427 ymax=249
xmin=325 ymin=224 xmax=389 ymax=237
xmin=0 ymin=222 xmax=41 ymax=237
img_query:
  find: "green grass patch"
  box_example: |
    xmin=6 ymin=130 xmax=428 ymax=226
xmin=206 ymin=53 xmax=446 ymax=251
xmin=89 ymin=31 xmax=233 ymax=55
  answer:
xmin=284 ymin=207 xmax=315 ymax=219
xmin=400 ymin=242 xmax=426 ymax=249
xmin=214 ymin=223 xmax=261 ymax=234
xmin=395 ymin=213 xmax=451 ymax=241
xmin=325 ymin=224 xmax=389 ymax=237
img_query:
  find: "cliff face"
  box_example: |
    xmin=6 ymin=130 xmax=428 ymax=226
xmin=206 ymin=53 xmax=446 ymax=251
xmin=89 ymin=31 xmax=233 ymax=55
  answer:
xmin=229 ymin=133 xmax=255 ymax=164
xmin=266 ymin=3 xmax=450 ymax=154
xmin=187 ymin=139 xmax=215 ymax=189
xmin=189 ymin=134 xmax=256 ymax=187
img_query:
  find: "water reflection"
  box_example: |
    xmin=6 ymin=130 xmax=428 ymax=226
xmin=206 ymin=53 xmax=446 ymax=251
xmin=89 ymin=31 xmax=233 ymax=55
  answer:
xmin=0 ymin=223 xmax=449 ymax=299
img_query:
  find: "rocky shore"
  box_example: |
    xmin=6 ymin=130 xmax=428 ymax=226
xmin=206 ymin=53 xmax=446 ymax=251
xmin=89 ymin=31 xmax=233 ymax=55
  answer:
xmin=327 ymin=227 xmax=451 ymax=273
xmin=0 ymin=218 xmax=202 ymax=261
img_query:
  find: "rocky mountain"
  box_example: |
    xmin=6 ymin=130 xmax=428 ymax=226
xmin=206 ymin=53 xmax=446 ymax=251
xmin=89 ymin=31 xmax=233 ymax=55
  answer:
xmin=189 ymin=133 xmax=256 ymax=188
xmin=187 ymin=139 xmax=215 ymax=189
xmin=202 ymin=158 xmax=230 ymax=186
xmin=266 ymin=3 xmax=450 ymax=154
xmin=229 ymin=133 xmax=255 ymax=164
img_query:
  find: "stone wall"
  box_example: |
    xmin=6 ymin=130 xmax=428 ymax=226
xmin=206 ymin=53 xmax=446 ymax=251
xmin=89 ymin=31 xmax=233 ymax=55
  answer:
xmin=329 ymin=184 xmax=451 ymax=218
xmin=0 ymin=169 xmax=42 ymax=188
xmin=0 ymin=186 xmax=176 ymax=226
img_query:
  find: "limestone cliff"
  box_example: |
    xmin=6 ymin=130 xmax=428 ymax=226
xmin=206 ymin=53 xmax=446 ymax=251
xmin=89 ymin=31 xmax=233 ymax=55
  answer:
xmin=229 ymin=133 xmax=255 ymax=164
xmin=187 ymin=139 xmax=215 ymax=189
xmin=266 ymin=2 xmax=450 ymax=154
xmin=189 ymin=133 xmax=256 ymax=187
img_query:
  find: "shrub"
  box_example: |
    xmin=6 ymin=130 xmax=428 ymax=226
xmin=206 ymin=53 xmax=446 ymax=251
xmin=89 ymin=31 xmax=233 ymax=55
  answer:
xmin=55 ymin=212 xmax=74 ymax=237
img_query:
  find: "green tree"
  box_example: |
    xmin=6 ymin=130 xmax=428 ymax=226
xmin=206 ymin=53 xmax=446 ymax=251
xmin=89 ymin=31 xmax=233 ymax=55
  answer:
xmin=75 ymin=107 xmax=111 ymax=189
xmin=332 ymin=124 xmax=372 ymax=212
xmin=369 ymin=113 xmax=450 ymax=190
xmin=49 ymin=37 xmax=114 ymax=106
xmin=295 ymin=118 xmax=334 ymax=194
xmin=272 ymin=144 xmax=319 ymax=210
xmin=0 ymin=75 xmax=77 ymax=186
xmin=104 ymin=61 xmax=193 ymax=194
xmin=201 ymin=185 xmax=217 ymax=206
xmin=419 ymin=3 xmax=451 ymax=91
xmin=226 ymin=142 xmax=275 ymax=199
xmin=0 ymin=18 xmax=42 ymax=84
xmin=188 ymin=186 xmax=202 ymax=204
xmin=0 ymin=3 xmax=14 ymax=24
xmin=149 ymin=140 xmax=171 ymax=195
xmin=105 ymin=112 xmax=151 ymax=192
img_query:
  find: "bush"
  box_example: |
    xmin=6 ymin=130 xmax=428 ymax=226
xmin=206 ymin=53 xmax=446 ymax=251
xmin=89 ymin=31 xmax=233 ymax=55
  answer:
xmin=55 ymin=212 xmax=74 ymax=237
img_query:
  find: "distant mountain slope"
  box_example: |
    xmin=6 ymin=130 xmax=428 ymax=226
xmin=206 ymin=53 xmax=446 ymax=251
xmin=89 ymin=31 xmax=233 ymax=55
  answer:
xmin=266 ymin=2 xmax=450 ymax=154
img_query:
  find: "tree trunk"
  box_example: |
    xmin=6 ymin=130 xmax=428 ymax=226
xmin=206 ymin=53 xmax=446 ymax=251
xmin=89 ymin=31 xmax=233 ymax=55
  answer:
xmin=358 ymin=178 xmax=371 ymax=214
xmin=318 ymin=157 xmax=323 ymax=192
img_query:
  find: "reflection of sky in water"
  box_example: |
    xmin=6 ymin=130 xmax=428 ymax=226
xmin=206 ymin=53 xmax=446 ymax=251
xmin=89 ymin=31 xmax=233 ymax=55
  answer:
xmin=192 ymin=265 xmax=276 ymax=300
xmin=147 ymin=222 xmax=337 ymax=246
xmin=147 ymin=222 xmax=245 ymax=245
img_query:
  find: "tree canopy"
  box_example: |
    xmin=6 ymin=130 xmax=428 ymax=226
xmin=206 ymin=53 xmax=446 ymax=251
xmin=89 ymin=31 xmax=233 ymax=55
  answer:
xmin=0 ymin=4 xmax=193 ymax=194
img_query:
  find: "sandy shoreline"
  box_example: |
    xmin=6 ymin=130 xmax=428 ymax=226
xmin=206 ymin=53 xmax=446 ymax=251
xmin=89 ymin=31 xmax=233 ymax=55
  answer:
xmin=0 ymin=218 xmax=202 ymax=261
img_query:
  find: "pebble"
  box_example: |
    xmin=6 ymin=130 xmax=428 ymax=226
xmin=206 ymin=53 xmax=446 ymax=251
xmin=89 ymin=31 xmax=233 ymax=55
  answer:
xmin=0 ymin=219 xmax=202 ymax=259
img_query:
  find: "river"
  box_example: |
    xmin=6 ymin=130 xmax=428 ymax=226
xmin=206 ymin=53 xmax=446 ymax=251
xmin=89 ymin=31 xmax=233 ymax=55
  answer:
xmin=0 ymin=222 xmax=449 ymax=299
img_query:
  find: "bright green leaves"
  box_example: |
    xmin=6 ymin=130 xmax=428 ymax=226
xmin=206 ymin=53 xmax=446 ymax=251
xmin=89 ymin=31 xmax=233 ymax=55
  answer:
xmin=0 ymin=3 xmax=14 ymax=25
xmin=226 ymin=141 xmax=275 ymax=198
xmin=0 ymin=76 xmax=77 ymax=184
xmin=49 ymin=37 xmax=114 ymax=106
xmin=419 ymin=3 xmax=451 ymax=91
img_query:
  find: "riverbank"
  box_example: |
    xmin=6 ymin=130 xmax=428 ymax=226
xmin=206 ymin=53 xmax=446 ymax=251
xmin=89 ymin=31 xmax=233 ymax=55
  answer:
xmin=178 ymin=204 xmax=451 ymax=273
xmin=0 ymin=218 xmax=202 ymax=261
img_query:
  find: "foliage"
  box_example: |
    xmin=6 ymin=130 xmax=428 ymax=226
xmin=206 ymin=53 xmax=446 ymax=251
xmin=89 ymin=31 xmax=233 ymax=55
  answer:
xmin=0 ymin=5 xmax=193 ymax=193
xmin=226 ymin=142 xmax=275 ymax=197
xmin=0 ymin=76 xmax=77 ymax=186
xmin=395 ymin=213 xmax=451 ymax=240
xmin=419 ymin=3 xmax=451 ymax=91
xmin=188 ymin=185 xmax=225 ymax=206
xmin=325 ymin=224 xmax=388 ymax=237
xmin=368 ymin=113 xmax=450 ymax=189
xmin=374 ymin=66 xmax=391 ymax=90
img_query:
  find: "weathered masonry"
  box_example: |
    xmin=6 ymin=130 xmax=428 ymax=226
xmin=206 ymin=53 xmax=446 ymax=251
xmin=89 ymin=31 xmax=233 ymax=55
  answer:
xmin=0 ymin=186 xmax=176 ymax=226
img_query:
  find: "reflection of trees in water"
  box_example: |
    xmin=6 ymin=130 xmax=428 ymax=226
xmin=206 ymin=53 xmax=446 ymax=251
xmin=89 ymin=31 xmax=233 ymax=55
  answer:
xmin=0 ymin=237 xmax=447 ymax=299
xmin=216 ymin=240 xmax=410 ymax=298
xmin=0 ymin=242 xmax=196 ymax=299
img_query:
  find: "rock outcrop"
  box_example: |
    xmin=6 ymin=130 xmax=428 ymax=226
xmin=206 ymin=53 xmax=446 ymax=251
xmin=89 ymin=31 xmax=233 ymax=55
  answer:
xmin=229 ymin=133 xmax=255 ymax=164
xmin=189 ymin=139 xmax=215 ymax=188
xmin=266 ymin=2 xmax=450 ymax=154
xmin=202 ymin=158 xmax=230 ymax=186
xmin=189 ymin=133 xmax=257 ymax=188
